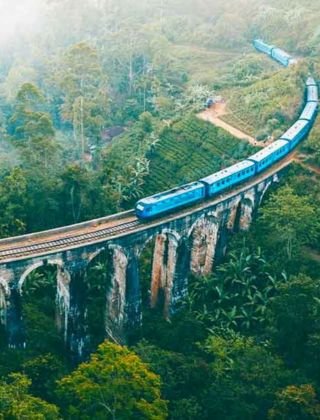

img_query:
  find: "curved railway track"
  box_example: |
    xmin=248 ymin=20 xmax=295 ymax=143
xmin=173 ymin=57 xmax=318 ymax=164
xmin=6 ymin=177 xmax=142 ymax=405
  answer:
xmin=0 ymin=152 xmax=295 ymax=263
xmin=0 ymin=43 xmax=314 ymax=265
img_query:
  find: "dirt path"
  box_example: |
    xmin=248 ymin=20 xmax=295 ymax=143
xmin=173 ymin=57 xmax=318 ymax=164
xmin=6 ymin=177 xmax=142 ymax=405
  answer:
xmin=198 ymin=103 xmax=263 ymax=147
xmin=199 ymin=104 xmax=320 ymax=175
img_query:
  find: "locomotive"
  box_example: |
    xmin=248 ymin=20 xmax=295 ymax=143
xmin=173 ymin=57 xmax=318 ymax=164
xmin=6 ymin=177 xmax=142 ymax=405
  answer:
xmin=135 ymin=44 xmax=318 ymax=220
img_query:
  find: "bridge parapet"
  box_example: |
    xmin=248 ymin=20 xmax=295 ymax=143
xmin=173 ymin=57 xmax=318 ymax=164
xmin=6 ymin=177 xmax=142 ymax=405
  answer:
xmin=0 ymin=171 xmax=283 ymax=356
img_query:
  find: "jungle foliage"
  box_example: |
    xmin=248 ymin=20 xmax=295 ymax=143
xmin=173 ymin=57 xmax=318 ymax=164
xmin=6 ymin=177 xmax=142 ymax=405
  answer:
xmin=0 ymin=0 xmax=320 ymax=419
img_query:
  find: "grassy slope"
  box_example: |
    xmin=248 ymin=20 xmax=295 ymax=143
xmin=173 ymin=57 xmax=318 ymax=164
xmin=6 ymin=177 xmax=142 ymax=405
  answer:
xmin=222 ymin=63 xmax=306 ymax=137
xmin=142 ymin=115 xmax=255 ymax=196
xmin=168 ymin=44 xmax=243 ymax=85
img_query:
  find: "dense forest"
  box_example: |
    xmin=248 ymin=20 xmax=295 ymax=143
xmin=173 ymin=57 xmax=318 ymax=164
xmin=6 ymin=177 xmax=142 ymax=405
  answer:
xmin=1 ymin=0 xmax=320 ymax=418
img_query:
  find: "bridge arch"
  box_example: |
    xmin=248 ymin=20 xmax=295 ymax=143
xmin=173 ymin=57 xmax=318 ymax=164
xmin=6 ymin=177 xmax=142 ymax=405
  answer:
xmin=18 ymin=258 xmax=71 ymax=350
xmin=18 ymin=257 xmax=66 ymax=292
xmin=86 ymin=246 xmax=107 ymax=264
xmin=137 ymin=229 xmax=181 ymax=258
xmin=68 ymin=246 xmax=113 ymax=355
xmin=258 ymin=178 xmax=275 ymax=205
xmin=136 ymin=229 xmax=181 ymax=322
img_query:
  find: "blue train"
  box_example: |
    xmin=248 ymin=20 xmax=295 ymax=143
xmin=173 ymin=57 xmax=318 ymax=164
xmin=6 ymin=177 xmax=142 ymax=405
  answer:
xmin=253 ymin=39 xmax=297 ymax=67
xmin=135 ymin=61 xmax=318 ymax=219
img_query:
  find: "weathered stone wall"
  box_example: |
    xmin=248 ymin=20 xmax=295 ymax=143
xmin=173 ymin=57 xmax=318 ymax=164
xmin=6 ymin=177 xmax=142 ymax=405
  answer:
xmin=0 ymin=173 xmax=282 ymax=356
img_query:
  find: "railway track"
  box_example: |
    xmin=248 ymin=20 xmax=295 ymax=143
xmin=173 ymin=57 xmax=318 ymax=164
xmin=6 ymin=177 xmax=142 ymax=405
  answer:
xmin=0 ymin=151 xmax=295 ymax=264
xmin=0 ymin=219 xmax=140 ymax=261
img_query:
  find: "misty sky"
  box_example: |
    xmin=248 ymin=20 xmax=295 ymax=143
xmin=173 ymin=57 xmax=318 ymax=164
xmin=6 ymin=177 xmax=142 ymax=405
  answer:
xmin=0 ymin=0 xmax=43 ymax=43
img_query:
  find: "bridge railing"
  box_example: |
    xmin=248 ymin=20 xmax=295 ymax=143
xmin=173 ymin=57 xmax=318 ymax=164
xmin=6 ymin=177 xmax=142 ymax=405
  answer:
xmin=0 ymin=209 xmax=134 ymax=246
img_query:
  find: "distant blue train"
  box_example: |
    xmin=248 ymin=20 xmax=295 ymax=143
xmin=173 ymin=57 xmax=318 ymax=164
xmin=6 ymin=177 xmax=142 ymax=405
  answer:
xmin=253 ymin=39 xmax=297 ymax=67
xmin=135 ymin=46 xmax=318 ymax=220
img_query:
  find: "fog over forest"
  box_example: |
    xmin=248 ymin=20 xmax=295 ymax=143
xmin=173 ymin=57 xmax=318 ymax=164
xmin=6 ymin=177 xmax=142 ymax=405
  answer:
xmin=0 ymin=1 xmax=320 ymax=419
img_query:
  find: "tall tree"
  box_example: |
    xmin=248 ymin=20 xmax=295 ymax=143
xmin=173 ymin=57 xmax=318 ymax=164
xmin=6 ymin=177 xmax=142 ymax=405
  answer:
xmin=56 ymin=341 xmax=168 ymax=419
xmin=0 ymin=373 xmax=60 ymax=419
xmin=9 ymin=83 xmax=58 ymax=169
xmin=268 ymin=385 xmax=320 ymax=419
xmin=201 ymin=332 xmax=291 ymax=419
xmin=267 ymin=274 xmax=320 ymax=367
xmin=259 ymin=185 xmax=319 ymax=260
xmin=0 ymin=167 xmax=28 ymax=237
xmin=55 ymin=42 xmax=109 ymax=155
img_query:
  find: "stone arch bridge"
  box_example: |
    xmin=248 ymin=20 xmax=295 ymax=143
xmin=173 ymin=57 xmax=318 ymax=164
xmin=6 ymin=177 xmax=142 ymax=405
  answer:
xmin=0 ymin=161 xmax=290 ymax=356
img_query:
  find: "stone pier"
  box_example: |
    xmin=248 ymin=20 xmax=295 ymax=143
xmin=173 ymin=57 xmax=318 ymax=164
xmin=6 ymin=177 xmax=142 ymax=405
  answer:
xmin=0 ymin=173 xmax=282 ymax=356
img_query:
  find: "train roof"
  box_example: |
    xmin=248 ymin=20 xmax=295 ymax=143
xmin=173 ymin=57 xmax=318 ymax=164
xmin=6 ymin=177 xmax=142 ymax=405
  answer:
xmin=279 ymin=119 xmax=309 ymax=142
xmin=253 ymin=39 xmax=274 ymax=49
xmin=299 ymin=102 xmax=318 ymax=120
xmin=200 ymin=160 xmax=254 ymax=185
xmin=306 ymin=76 xmax=317 ymax=86
xmin=138 ymin=181 xmax=204 ymax=205
xmin=307 ymin=85 xmax=318 ymax=102
xmin=247 ymin=140 xmax=288 ymax=163
xmin=272 ymin=47 xmax=292 ymax=60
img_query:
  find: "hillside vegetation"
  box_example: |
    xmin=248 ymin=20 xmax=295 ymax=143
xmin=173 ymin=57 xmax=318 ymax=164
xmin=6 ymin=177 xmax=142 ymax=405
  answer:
xmin=224 ymin=65 xmax=306 ymax=138
xmin=143 ymin=116 xmax=254 ymax=195
xmin=0 ymin=1 xmax=320 ymax=419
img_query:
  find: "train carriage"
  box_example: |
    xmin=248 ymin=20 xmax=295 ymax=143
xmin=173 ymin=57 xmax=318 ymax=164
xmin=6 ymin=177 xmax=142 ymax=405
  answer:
xmin=306 ymin=77 xmax=317 ymax=87
xmin=271 ymin=48 xmax=294 ymax=67
xmin=200 ymin=160 xmax=255 ymax=197
xmin=280 ymin=119 xmax=310 ymax=148
xmin=253 ymin=39 xmax=274 ymax=55
xmin=135 ymin=181 xmax=205 ymax=219
xmin=247 ymin=140 xmax=290 ymax=173
xmin=307 ymin=85 xmax=318 ymax=103
xmin=299 ymin=102 xmax=318 ymax=122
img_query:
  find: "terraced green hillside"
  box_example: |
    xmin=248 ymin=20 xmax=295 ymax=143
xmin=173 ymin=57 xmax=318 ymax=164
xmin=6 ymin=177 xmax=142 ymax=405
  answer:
xmin=142 ymin=115 xmax=255 ymax=196
xmin=103 ymin=114 xmax=256 ymax=208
